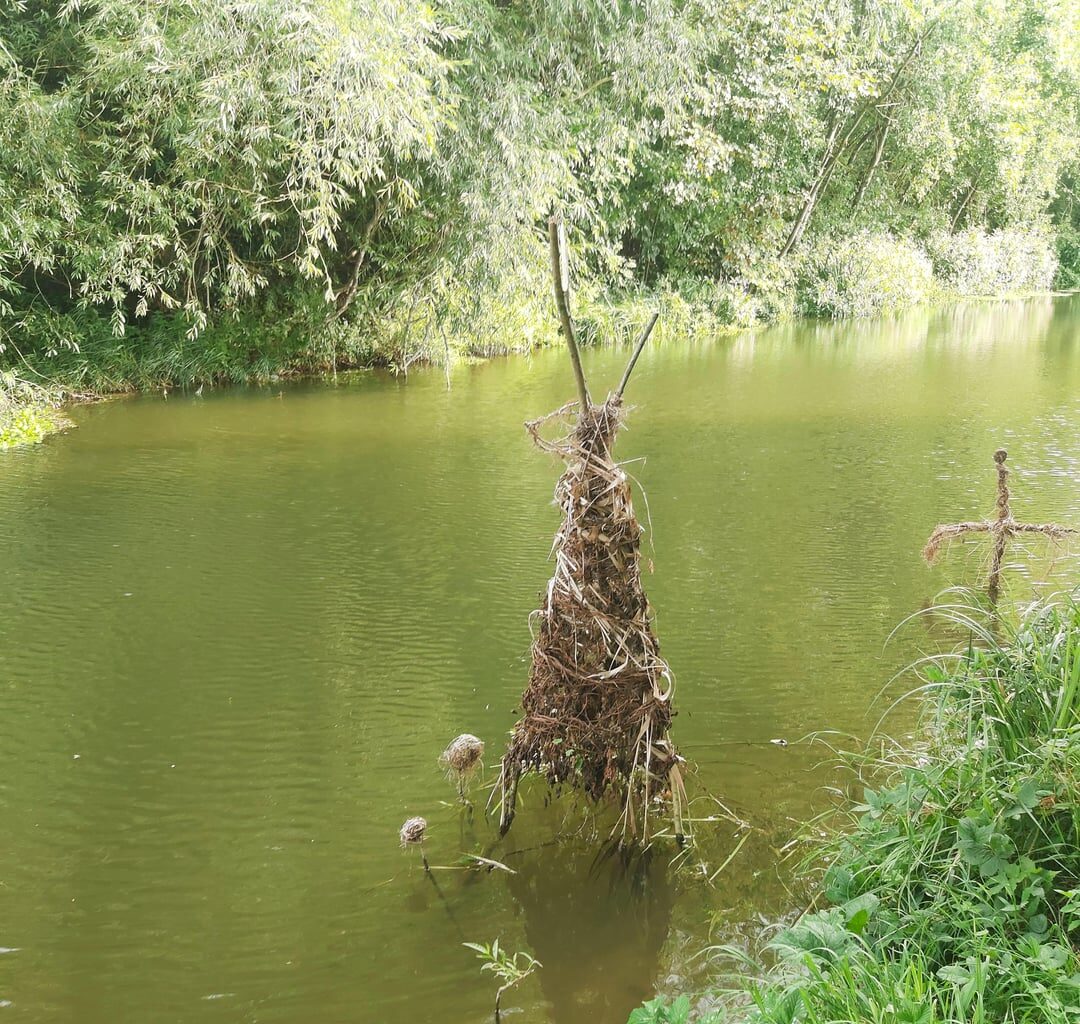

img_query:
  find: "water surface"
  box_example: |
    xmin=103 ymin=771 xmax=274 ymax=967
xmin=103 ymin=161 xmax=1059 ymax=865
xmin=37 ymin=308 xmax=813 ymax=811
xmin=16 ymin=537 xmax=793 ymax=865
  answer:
xmin=2 ymin=296 xmax=1079 ymax=1023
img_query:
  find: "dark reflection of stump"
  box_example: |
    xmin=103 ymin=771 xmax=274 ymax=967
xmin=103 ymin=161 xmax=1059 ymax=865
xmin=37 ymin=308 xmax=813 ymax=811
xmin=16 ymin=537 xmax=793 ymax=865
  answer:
xmin=506 ymin=839 xmax=675 ymax=1024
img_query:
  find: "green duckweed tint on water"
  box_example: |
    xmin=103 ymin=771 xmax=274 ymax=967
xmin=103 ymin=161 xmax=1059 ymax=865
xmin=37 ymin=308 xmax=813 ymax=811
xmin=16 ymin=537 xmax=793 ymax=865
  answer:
xmin=1 ymin=297 xmax=1079 ymax=1023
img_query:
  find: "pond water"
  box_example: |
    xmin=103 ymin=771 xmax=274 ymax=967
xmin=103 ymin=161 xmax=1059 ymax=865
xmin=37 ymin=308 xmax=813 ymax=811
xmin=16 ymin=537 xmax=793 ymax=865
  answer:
xmin=2 ymin=296 xmax=1080 ymax=1024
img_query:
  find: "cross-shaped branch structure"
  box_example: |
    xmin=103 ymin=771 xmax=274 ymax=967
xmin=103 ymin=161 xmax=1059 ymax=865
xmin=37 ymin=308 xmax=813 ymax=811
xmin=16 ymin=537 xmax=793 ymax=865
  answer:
xmin=923 ymin=448 xmax=1075 ymax=600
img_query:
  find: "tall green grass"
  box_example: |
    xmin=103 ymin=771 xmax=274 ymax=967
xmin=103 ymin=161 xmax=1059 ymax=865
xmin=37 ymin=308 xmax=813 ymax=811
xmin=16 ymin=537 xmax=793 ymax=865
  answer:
xmin=633 ymin=598 xmax=1080 ymax=1024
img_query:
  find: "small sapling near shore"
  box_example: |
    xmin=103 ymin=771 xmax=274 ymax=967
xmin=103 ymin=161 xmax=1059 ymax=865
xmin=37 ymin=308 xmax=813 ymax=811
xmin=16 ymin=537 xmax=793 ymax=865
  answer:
xmin=463 ymin=938 xmax=541 ymax=1022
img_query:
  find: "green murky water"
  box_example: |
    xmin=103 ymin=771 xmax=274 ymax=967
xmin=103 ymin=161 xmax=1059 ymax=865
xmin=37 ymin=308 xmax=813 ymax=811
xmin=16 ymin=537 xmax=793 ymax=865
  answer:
xmin=2 ymin=296 xmax=1079 ymax=1023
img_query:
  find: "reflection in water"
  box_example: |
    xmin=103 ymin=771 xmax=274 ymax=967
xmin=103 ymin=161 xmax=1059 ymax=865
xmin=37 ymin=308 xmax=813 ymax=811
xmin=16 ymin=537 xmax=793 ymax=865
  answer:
xmin=507 ymin=840 xmax=675 ymax=1024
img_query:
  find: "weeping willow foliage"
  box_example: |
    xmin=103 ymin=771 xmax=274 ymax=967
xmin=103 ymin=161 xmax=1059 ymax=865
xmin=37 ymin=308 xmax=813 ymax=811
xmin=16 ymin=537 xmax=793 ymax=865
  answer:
xmin=0 ymin=0 xmax=454 ymax=350
xmin=0 ymin=0 xmax=1078 ymax=384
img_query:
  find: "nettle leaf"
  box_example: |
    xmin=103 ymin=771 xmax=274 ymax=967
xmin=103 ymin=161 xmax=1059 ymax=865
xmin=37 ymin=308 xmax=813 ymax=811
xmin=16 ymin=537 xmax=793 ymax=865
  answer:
xmin=1035 ymin=943 xmax=1071 ymax=972
xmin=627 ymin=995 xmax=689 ymax=1024
xmin=856 ymin=788 xmax=888 ymax=820
xmin=1026 ymin=913 xmax=1050 ymax=938
xmin=845 ymin=908 xmax=869 ymax=936
xmin=841 ymin=893 xmax=879 ymax=937
xmin=1005 ymin=779 xmax=1044 ymax=818
xmin=937 ymin=963 xmax=972 ymax=985
xmin=1060 ymin=889 xmax=1080 ymax=932
xmin=956 ymin=817 xmax=994 ymax=865
xmin=894 ymin=1001 xmax=933 ymax=1024
xmin=780 ymin=910 xmax=854 ymax=962
xmin=982 ymin=831 xmax=1016 ymax=878
xmin=668 ymin=995 xmax=691 ymax=1024
xmin=824 ymin=865 xmax=855 ymax=904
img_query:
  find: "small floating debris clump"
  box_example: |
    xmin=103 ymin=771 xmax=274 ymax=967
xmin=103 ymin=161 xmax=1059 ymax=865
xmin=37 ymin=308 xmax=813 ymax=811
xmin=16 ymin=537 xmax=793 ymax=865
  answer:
xmin=399 ymin=816 xmax=429 ymax=872
xmin=440 ymin=733 xmax=485 ymax=800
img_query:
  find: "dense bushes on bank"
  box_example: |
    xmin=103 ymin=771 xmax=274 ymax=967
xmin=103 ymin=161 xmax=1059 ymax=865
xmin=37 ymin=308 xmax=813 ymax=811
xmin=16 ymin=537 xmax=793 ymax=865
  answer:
xmin=0 ymin=0 xmax=1078 ymax=400
xmin=929 ymin=229 xmax=1061 ymax=297
xmin=797 ymin=233 xmax=936 ymax=319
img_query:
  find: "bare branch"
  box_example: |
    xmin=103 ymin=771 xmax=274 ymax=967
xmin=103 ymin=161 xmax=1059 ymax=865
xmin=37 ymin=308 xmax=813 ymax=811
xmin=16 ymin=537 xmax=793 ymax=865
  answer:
xmin=615 ymin=311 xmax=659 ymax=399
xmin=548 ymin=217 xmax=591 ymax=411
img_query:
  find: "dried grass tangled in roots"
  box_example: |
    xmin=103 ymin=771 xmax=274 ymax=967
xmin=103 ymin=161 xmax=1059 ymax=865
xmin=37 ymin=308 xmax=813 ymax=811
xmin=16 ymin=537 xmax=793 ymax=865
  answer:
xmin=499 ymin=398 xmax=682 ymax=839
xmin=922 ymin=449 xmax=1075 ymax=567
xmin=922 ymin=521 xmax=992 ymax=564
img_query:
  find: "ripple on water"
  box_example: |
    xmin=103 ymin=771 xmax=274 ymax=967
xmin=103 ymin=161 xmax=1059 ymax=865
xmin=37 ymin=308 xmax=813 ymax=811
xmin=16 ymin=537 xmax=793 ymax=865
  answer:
xmin=1 ymin=297 xmax=1079 ymax=1024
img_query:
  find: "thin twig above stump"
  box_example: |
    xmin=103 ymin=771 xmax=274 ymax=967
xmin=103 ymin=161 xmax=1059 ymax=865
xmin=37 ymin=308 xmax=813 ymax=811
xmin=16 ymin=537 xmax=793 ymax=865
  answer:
xmin=548 ymin=217 xmax=590 ymax=411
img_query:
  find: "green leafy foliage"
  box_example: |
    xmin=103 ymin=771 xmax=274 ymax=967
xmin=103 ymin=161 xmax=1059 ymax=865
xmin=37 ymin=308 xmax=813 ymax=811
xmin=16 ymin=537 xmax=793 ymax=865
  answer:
xmin=927 ymin=228 xmax=1060 ymax=295
xmin=797 ymin=232 xmax=937 ymax=318
xmin=463 ymin=938 xmax=541 ymax=1016
xmin=463 ymin=938 xmax=541 ymax=986
xmin=0 ymin=0 xmax=1078 ymax=398
xmin=955 ymin=816 xmax=1016 ymax=878
xmin=628 ymin=995 xmax=694 ymax=1024
xmin=0 ymin=0 xmax=452 ymax=349
xmin=0 ymin=370 xmax=68 ymax=447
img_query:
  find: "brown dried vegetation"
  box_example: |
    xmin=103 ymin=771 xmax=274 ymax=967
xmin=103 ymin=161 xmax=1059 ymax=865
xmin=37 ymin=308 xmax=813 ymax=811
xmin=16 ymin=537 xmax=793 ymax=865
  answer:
xmin=497 ymin=219 xmax=684 ymax=841
xmin=923 ymin=449 xmax=1075 ymax=600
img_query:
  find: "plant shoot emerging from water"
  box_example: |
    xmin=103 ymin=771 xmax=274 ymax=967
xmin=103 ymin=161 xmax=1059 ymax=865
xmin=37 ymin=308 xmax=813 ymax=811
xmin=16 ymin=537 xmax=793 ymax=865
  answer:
xmin=463 ymin=938 xmax=541 ymax=1023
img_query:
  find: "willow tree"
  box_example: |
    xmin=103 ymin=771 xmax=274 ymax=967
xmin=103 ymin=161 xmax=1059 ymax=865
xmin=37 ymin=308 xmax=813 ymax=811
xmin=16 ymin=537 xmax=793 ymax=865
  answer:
xmin=0 ymin=0 xmax=453 ymax=351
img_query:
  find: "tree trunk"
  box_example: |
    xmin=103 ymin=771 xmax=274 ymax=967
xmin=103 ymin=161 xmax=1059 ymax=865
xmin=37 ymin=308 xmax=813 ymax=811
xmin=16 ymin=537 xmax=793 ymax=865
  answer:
xmin=333 ymin=196 xmax=387 ymax=317
xmin=853 ymin=122 xmax=890 ymax=211
xmin=778 ymin=25 xmax=934 ymax=258
xmin=778 ymin=117 xmax=844 ymax=258
xmin=951 ymin=178 xmax=979 ymax=232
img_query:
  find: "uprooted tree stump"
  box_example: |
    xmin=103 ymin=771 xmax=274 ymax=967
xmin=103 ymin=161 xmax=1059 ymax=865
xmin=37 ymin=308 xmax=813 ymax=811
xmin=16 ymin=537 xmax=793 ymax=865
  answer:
xmin=497 ymin=216 xmax=685 ymax=842
xmin=923 ymin=448 xmax=1076 ymax=601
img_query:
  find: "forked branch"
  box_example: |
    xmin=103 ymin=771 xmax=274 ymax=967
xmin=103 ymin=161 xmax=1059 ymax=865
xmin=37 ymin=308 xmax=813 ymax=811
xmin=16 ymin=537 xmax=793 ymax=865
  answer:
xmin=615 ymin=311 xmax=659 ymax=399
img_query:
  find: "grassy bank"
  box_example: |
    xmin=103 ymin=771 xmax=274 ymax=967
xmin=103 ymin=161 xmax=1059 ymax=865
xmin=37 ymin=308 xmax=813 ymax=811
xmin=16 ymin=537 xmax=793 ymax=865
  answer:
xmin=632 ymin=598 xmax=1080 ymax=1024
